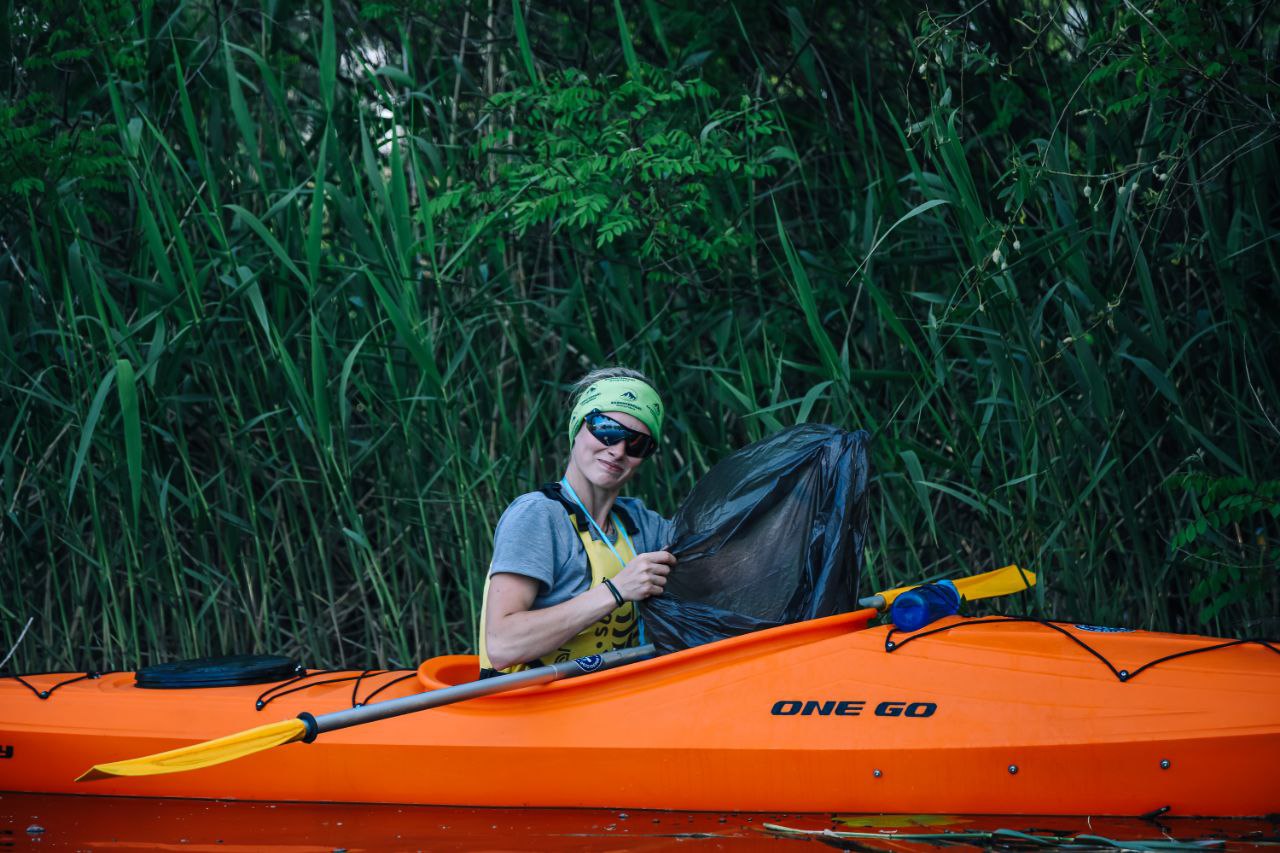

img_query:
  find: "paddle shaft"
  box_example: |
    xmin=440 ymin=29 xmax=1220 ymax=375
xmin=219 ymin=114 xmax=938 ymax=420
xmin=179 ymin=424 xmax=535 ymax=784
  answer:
xmin=298 ymin=644 xmax=656 ymax=742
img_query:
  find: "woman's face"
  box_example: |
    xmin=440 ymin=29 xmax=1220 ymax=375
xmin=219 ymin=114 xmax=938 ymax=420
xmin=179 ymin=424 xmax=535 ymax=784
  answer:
xmin=570 ymin=410 xmax=649 ymax=491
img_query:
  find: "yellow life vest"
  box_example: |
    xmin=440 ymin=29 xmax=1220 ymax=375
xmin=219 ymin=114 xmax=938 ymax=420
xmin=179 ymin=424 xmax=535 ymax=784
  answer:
xmin=478 ymin=504 xmax=639 ymax=675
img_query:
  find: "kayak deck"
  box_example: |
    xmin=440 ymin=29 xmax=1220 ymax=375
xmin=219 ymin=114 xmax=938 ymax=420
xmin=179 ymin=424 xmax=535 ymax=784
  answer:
xmin=2 ymin=611 xmax=1278 ymax=815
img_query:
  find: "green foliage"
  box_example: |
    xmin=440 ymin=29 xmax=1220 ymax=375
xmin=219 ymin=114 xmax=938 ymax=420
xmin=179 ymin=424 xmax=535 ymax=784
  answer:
xmin=442 ymin=66 xmax=780 ymax=282
xmin=1170 ymin=474 xmax=1279 ymax=629
xmin=0 ymin=1 xmax=136 ymax=213
xmin=1170 ymin=475 xmax=1280 ymax=553
xmin=0 ymin=95 xmax=124 ymax=206
xmin=1 ymin=0 xmax=1277 ymax=670
xmin=1083 ymin=3 xmax=1257 ymax=114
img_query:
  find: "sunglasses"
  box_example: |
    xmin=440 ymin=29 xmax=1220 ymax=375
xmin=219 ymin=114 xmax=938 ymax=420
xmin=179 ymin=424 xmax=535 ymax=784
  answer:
xmin=583 ymin=410 xmax=659 ymax=459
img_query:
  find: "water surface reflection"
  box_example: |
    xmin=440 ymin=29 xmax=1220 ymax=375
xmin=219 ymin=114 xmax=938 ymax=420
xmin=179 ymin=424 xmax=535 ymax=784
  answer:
xmin=2 ymin=793 xmax=1276 ymax=850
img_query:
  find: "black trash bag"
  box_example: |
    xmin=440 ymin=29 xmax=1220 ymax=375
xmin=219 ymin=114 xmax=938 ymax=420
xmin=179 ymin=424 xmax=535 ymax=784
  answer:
xmin=642 ymin=424 xmax=871 ymax=653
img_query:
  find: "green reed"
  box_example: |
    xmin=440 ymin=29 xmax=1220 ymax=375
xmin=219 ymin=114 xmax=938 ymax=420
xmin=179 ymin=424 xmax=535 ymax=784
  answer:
xmin=1 ymin=1 xmax=1276 ymax=671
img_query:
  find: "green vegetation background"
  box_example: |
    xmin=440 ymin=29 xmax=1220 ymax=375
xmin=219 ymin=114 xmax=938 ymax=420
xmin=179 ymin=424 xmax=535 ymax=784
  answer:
xmin=1 ymin=0 xmax=1277 ymax=671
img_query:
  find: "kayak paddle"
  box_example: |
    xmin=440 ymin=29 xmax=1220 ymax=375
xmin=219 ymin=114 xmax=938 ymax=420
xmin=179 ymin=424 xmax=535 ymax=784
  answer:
xmin=77 ymin=643 xmax=655 ymax=782
xmin=858 ymin=564 xmax=1035 ymax=611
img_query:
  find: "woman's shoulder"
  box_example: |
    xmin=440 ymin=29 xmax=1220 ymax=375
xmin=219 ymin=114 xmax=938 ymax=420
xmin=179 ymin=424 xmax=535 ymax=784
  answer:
xmin=614 ymin=495 xmax=662 ymax=517
xmin=495 ymin=490 xmax=583 ymax=539
xmin=490 ymin=492 xmax=578 ymax=585
xmin=498 ymin=490 xmax=566 ymax=523
xmin=492 ymin=492 xmax=577 ymax=558
xmin=615 ymin=496 xmax=673 ymax=548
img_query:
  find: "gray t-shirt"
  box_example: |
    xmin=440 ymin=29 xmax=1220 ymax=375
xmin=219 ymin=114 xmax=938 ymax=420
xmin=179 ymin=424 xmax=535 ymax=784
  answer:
xmin=488 ymin=492 xmax=674 ymax=609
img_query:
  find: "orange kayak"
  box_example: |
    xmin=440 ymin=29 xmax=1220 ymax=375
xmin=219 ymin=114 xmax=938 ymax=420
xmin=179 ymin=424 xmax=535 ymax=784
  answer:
xmin=2 ymin=611 xmax=1278 ymax=815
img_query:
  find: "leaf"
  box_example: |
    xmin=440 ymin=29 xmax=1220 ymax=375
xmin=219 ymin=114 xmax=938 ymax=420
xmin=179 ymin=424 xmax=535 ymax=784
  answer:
xmin=699 ymin=117 xmax=728 ymax=144
xmin=343 ymin=526 xmax=372 ymax=551
xmin=320 ymin=0 xmax=336 ymax=112
xmin=511 ymin=0 xmax=539 ymax=84
xmin=712 ymin=373 xmax=783 ymax=432
xmin=373 ymin=65 xmax=414 ymax=86
xmin=311 ymin=314 xmax=331 ymax=451
xmin=116 ymin=359 xmax=142 ymax=525
xmin=764 ymin=145 xmax=800 ymax=162
xmin=244 ymin=278 xmax=272 ymax=336
xmin=338 ymin=329 xmax=374 ymax=434
xmin=796 ymin=380 xmax=833 ymax=423
xmin=1120 ymin=354 xmax=1180 ymax=405
xmin=227 ymin=204 xmax=311 ymax=292
xmin=679 ymin=50 xmax=713 ymax=70
xmin=899 ymin=449 xmax=936 ymax=540
xmin=642 ymin=0 xmax=672 ymax=61
xmin=133 ymin=185 xmax=177 ymax=298
xmin=857 ymin=198 xmax=950 ymax=277
xmin=306 ymin=124 xmax=330 ymax=284
xmin=775 ymin=203 xmax=843 ymax=382
xmin=222 ymin=36 xmax=263 ymax=181
xmin=362 ymin=269 xmax=443 ymax=395
xmin=613 ymin=0 xmax=641 ymax=78
xmin=67 ymin=365 xmax=119 ymax=510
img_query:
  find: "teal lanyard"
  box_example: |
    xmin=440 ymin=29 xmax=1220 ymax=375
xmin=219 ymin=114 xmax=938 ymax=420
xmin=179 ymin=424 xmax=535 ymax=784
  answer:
xmin=558 ymin=479 xmax=650 ymax=637
xmin=559 ymin=478 xmax=636 ymax=569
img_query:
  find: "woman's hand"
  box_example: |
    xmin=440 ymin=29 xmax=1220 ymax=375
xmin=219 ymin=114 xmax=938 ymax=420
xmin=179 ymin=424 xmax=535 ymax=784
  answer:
xmin=611 ymin=550 xmax=676 ymax=601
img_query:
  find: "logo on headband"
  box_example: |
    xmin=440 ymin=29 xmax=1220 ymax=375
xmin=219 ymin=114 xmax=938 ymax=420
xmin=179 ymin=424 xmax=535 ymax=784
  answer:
xmin=621 ymin=391 xmax=637 ymax=400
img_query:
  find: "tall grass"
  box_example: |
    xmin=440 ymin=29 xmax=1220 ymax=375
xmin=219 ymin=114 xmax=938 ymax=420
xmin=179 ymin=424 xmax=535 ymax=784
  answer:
xmin=1 ymin=0 xmax=1276 ymax=671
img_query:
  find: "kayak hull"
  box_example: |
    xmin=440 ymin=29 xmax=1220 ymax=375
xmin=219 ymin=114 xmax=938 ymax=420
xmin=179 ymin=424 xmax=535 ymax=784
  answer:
xmin=3 ymin=612 xmax=1278 ymax=815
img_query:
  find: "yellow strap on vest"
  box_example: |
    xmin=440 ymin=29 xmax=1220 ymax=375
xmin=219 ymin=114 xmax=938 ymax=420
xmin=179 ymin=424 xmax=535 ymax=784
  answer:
xmin=478 ymin=514 xmax=638 ymax=674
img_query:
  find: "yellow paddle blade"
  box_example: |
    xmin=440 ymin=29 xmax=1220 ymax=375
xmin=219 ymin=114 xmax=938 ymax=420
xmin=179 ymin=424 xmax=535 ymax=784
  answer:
xmin=954 ymin=564 xmax=1035 ymax=601
xmin=876 ymin=564 xmax=1035 ymax=609
xmin=77 ymin=718 xmax=307 ymax=782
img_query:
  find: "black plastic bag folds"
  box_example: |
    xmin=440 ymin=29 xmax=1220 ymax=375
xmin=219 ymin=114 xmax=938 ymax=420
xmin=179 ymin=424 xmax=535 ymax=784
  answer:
xmin=642 ymin=424 xmax=871 ymax=653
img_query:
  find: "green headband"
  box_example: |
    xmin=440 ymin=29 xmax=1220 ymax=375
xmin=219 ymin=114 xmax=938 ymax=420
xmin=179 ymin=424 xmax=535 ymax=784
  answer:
xmin=569 ymin=377 xmax=665 ymax=446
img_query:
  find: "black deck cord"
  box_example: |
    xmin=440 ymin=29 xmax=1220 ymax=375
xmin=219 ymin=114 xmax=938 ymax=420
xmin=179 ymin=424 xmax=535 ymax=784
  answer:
xmin=255 ymin=668 xmax=417 ymax=711
xmin=2 ymin=666 xmax=420 ymax=706
xmin=0 ymin=670 xmax=107 ymax=699
xmin=350 ymin=669 xmax=386 ymax=707
xmin=357 ymin=672 xmax=420 ymax=706
xmin=1125 ymin=637 xmax=1280 ymax=680
xmin=254 ymin=669 xmax=325 ymax=709
xmin=256 ymin=671 xmax=372 ymax=711
xmin=885 ymin=616 xmax=1280 ymax=682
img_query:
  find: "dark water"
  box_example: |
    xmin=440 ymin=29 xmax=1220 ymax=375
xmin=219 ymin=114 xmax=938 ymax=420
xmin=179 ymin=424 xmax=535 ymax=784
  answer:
xmin=1 ymin=793 xmax=1276 ymax=851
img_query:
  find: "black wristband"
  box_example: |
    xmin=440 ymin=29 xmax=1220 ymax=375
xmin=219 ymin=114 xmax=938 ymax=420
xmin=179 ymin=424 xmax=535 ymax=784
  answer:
xmin=602 ymin=577 xmax=624 ymax=607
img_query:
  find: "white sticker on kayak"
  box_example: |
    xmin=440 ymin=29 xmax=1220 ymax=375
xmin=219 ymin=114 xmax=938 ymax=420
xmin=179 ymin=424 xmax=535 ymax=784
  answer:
xmin=1074 ymin=624 xmax=1135 ymax=633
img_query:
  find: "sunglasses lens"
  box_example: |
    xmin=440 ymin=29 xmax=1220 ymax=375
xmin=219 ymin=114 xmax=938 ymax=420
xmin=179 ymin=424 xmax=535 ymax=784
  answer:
xmin=590 ymin=425 xmax=628 ymax=445
xmin=584 ymin=413 xmax=657 ymax=459
xmin=624 ymin=434 xmax=657 ymax=458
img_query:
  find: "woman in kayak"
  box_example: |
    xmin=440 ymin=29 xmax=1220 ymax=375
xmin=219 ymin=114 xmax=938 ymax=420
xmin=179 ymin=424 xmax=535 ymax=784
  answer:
xmin=478 ymin=368 xmax=676 ymax=676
